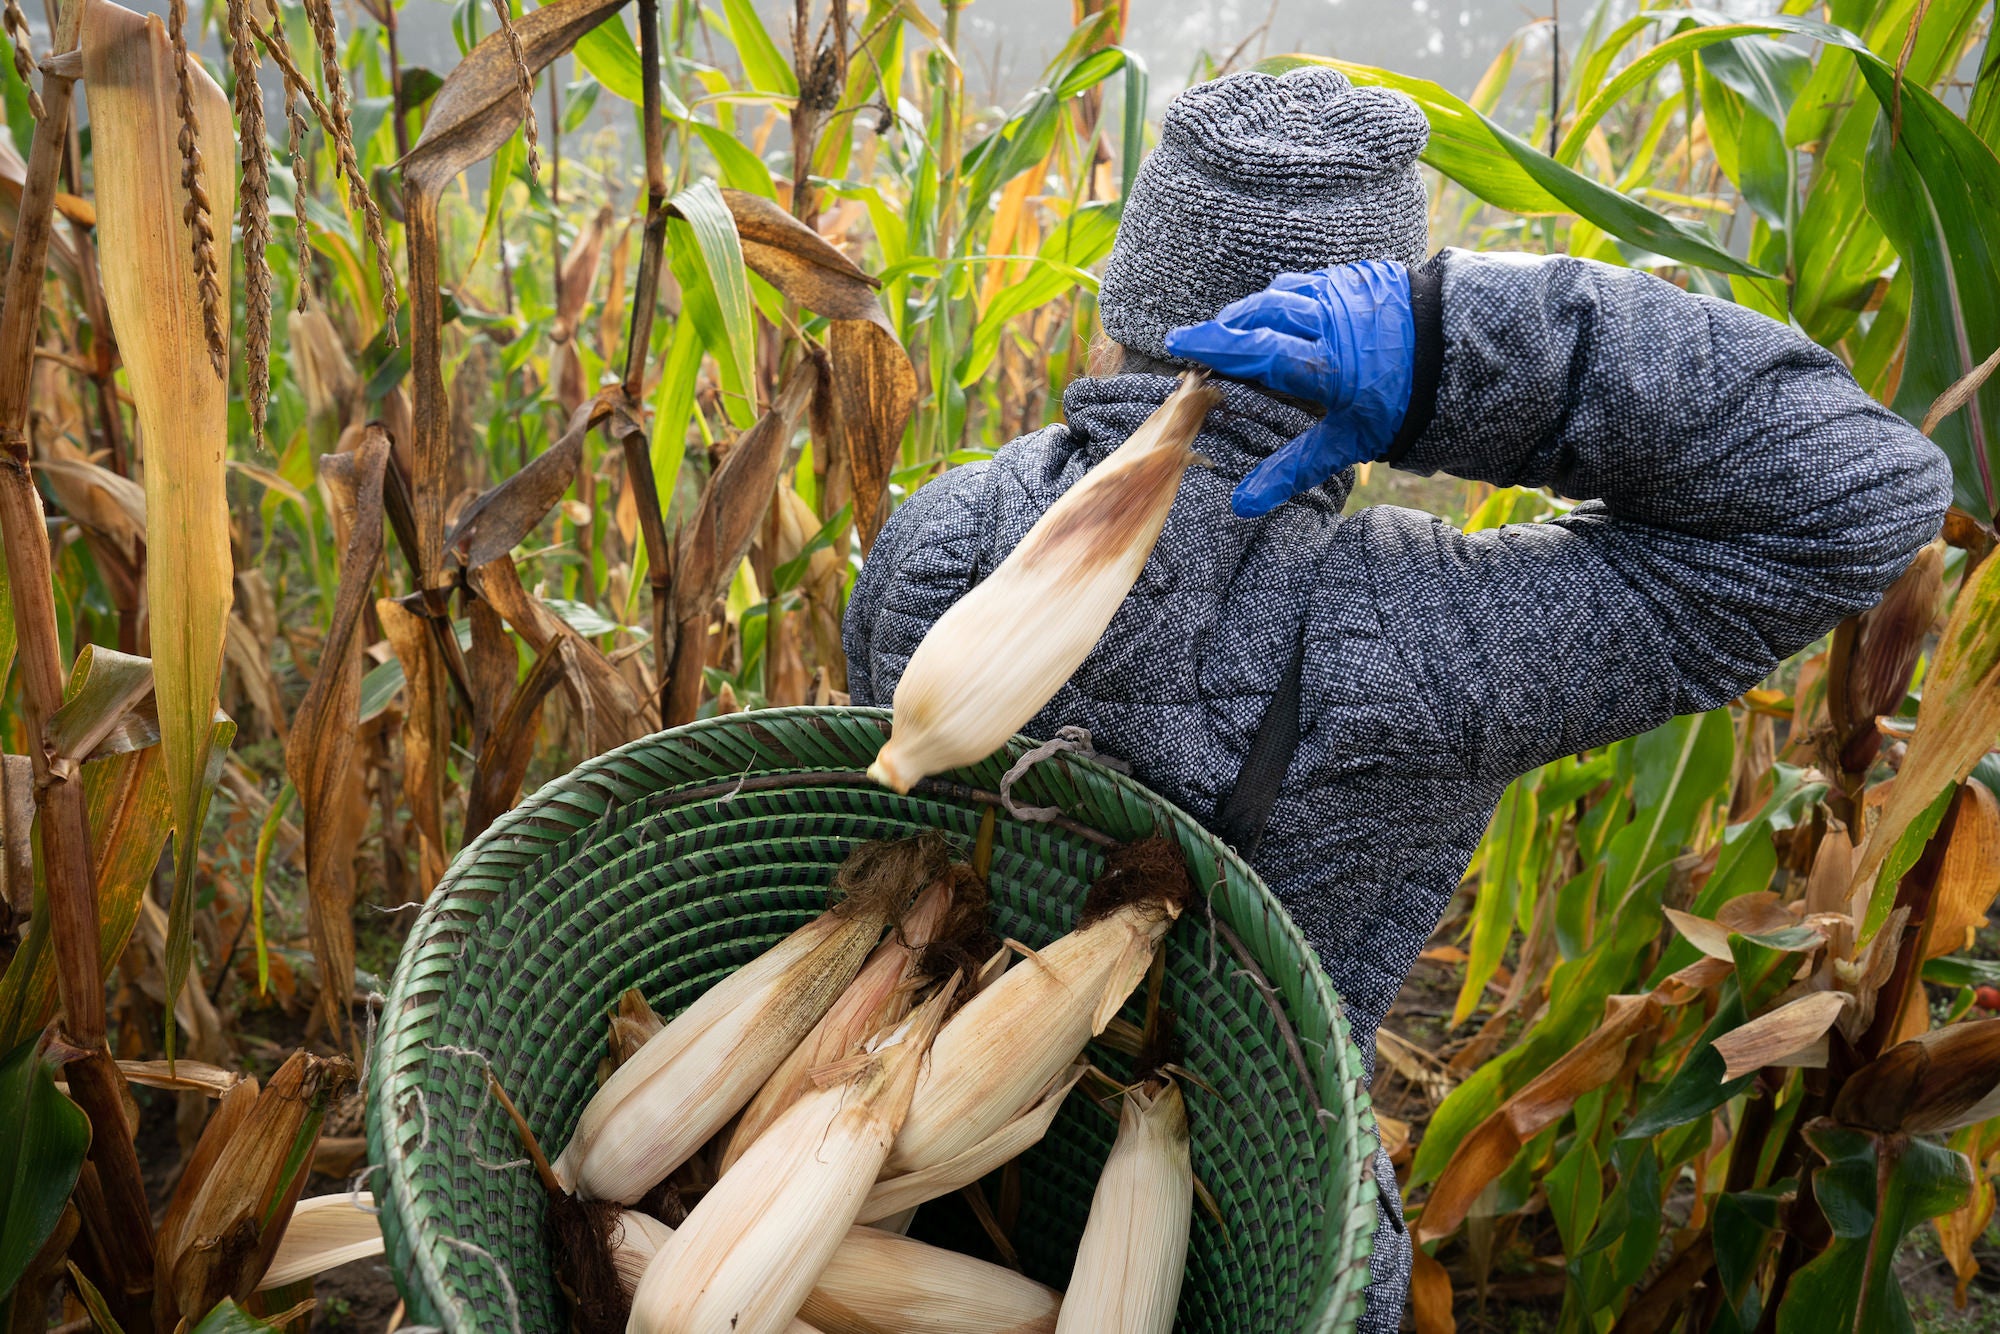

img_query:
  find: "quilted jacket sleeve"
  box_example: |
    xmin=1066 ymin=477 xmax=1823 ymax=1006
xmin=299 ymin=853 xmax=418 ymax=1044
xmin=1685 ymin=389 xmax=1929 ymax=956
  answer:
xmin=1363 ymin=248 xmax=1953 ymax=782
xmin=843 ymin=460 xmax=996 ymax=709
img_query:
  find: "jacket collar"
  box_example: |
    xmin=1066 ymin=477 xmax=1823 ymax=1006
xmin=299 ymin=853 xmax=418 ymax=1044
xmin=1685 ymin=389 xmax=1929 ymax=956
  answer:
xmin=1059 ymin=373 xmax=1353 ymax=511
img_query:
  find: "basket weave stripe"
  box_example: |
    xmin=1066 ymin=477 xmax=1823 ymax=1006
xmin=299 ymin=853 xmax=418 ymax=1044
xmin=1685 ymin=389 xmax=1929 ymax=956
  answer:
xmin=366 ymin=707 xmax=1381 ymax=1332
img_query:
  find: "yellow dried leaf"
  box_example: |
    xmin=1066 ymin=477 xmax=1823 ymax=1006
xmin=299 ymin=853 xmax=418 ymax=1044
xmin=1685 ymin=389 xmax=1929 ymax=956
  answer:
xmin=1712 ymin=991 xmax=1850 ymax=1083
xmin=82 ymin=0 xmax=236 ymax=1062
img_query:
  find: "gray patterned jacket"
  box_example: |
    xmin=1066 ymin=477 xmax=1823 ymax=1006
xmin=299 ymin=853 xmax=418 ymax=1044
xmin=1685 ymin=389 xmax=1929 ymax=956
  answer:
xmin=842 ymin=250 xmax=1953 ymax=1330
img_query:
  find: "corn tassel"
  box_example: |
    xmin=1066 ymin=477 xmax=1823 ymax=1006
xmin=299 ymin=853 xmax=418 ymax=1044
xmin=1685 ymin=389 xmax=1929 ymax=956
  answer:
xmin=884 ymin=898 xmax=1180 ymax=1180
xmin=611 ymin=1210 xmax=1058 ymax=1334
xmin=1052 ymin=1081 xmax=1191 ymax=1334
xmin=868 ymin=374 xmax=1218 ymax=793
xmin=555 ymin=895 xmax=898 ymax=1202
xmin=721 ymin=874 xmax=954 ymax=1172
xmin=627 ymin=984 xmax=956 ymax=1334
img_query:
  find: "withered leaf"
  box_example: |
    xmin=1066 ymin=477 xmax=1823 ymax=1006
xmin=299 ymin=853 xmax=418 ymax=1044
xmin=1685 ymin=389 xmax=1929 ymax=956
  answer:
xmin=283 ymin=429 xmax=391 ymax=1046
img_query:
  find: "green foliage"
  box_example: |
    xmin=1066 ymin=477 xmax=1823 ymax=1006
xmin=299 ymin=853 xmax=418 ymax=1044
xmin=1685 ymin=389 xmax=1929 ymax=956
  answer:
xmin=0 ymin=1038 xmax=89 ymax=1302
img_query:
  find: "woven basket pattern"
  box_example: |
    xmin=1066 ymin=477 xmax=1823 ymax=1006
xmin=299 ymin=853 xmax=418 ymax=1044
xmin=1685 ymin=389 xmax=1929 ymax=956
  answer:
xmin=364 ymin=708 xmax=1381 ymax=1332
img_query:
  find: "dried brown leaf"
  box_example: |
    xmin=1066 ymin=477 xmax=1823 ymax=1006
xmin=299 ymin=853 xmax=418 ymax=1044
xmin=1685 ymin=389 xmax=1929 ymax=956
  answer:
xmin=283 ymin=429 xmax=390 ymax=1044
xmin=463 ymin=637 xmax=569 ymax=841
xmin=1836 ymin=1018 xmax=2000 ymax=1134
xmin=1712 ymin=990 xmax=1850 ymax=1082
xmin=377 ymin=596 xmax=448 ymax=897
xmin=830 ymin=313 xmax=917 ymax=550
xmin=722 ymin=187 xmax=882 ymax=319
xmin=1927 ymin=780 xmax=2000 ymax=959
xmin=1416 ymin=993 xmax=1660 ymax=1244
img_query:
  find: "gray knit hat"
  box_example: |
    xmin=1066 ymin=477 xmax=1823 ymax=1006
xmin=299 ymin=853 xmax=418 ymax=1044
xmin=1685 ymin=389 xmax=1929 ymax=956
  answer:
xmin=1097 ymin=66 xmax=1431 ymax=362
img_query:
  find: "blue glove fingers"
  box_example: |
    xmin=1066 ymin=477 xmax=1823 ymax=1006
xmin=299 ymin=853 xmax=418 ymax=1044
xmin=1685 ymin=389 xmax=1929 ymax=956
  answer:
xmin=1231 ymin=416 xmax=1370 ymax=519
xmin=1209 ymin=287 xmax=1329 ymax=343
xmin=1163 ymin=321 xmax=1331 ymax=402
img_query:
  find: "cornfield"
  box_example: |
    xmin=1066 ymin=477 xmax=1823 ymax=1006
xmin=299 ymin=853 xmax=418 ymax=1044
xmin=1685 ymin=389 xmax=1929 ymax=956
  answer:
xmin=0 ymin=0 xmax=1995 ymax=1329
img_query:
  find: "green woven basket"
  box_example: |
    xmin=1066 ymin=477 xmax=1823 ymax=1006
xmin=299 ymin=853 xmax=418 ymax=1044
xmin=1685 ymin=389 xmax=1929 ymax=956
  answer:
xmin=364 ymin=707 xmax=1381 ymax=1332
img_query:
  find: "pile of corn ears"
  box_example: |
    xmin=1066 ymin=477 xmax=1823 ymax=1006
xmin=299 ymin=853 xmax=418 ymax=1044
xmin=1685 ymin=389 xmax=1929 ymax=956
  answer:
xmin=547 ymin=833 xmax=1199 ymax=1334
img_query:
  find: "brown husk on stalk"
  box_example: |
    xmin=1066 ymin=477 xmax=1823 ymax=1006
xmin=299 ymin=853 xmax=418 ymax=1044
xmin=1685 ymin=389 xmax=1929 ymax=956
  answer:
xmin=154 ymin=1051 xmax=355 ymax=1327
xmin=283 ymin=429 xmax=391 ymax=1046
xmin=665 ymin=358 xmax=822 ymax=723
xmin=377 ymin=595 xmax=449 ymax=896
xmin=464 ymin=636 xmax=571 ymax=840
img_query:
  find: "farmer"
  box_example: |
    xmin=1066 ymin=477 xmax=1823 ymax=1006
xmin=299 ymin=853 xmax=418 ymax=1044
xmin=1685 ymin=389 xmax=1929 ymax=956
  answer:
xmin=843 ymin=66 xmax=1951 ymax=1330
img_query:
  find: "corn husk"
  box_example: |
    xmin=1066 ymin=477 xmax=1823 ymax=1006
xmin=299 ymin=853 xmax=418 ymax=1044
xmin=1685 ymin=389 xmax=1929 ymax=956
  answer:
xmin=868 ymin=374 xmax=1218 ymax=793
xmin=555 ymin=865 xmax=912 ymax=1202
xmin=721 ymin=874 xmax=956 ymax=1171
xmin=885 ymin=897 xmax=1179 ymax=1179
xmin=1053 ymin=1082 xmax=1191 ymax=1334
xmin=257 ymin=1192 xmax=383 ymax=1290
xmin=627 ymin=984 xmax=956 ymax=1334
xmin=610 ymin=1210 xmax=1058 ymax=1334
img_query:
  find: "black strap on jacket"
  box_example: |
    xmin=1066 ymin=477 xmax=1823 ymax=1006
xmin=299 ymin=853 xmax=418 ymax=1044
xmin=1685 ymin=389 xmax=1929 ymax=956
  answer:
xmin=1212 ymin=624 xmax=1309 ymax=858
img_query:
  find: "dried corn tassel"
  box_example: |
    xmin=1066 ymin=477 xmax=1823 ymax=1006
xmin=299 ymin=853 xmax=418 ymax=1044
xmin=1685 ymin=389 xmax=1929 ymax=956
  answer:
xmin=721 ymin=873 xmax=956 ymax=1172
xmin=611 ymin=1211 xmax=1057 ymax=1334
xmin=1052 ymin=1081 xmax=1191 ymax=1334
xmin=627 ymin=984 xmax=957 ymax=1334
xmin=555 ymin=840 xmax=935 ymax=1202
xmin=869 ymin=374 xmax=1219 ymax=792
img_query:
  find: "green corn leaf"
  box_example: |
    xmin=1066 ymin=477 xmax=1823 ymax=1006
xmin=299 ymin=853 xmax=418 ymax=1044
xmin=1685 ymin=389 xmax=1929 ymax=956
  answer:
xmin=1544 ymin=1134 xmax=1604 ymax=1261
xmin=0 ymin=1038 xmax=89 ymax=1302
xmin=667 ymin=179 xmax=757 ymax=428
xmin=1454 ymin=771 xmax=1539 ymax=1026
xmin=717 ymin=0 xmax=797 ymax=98
xmin=649 ymin=314 xmax=703 ymax=528
xmin=189 ymin=1298 xmax=283 ymax=1333
xmin=0 ymin=28 xmax=28 ymax=162
xmin=573 ymin=10 xmax=644 ymax=103
xmin=1621 ymin=992 xmax=1752 ymax=1139
xmin=1860 ymin=60 xmax=2000 ymax=522
xmin=692 ymin=122 xmax=776 ymax=199
xmin=1777 ymin=1126 xmax=1971 ymax=1333
xmin=1120 ymin=47 xmax=1148 ymax=203
xmin=956 ymin=201 xmax=1120 ymax=386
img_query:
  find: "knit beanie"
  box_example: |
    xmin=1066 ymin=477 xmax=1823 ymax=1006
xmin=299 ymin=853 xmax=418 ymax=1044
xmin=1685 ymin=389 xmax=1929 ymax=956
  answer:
xmin=1097 ymin=66 xmax=1431 ymax=363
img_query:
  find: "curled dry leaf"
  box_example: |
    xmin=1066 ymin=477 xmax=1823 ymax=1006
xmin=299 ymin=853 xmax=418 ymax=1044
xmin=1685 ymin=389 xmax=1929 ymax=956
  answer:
xmin=1834 ymin=1018 xmax=2000 ymax=1134
xmin=1805 ymin=826 xmax=1856 ymax=918
xmin=721 ymin=187 xmax=883 ymax=320
xmin=1711 ymin=990 xmax=1850 ymax=1082
xmin=1664 ymin=907 xmax=1732 ymax=961
xmin=1926 ymin=779 xmax=2000 ymax=960
xmin=376 ymin=596 xmax=448 ymax=897
xmin=1841 ymin=541 xmax=1944 ymax=772
xmin=446 ymin=395 xmax=610 ymax=571
xmin=833 ymin=311 xmax=919 ymax=551
xmin=463 ymin=637 xmax=570 ymax=841
xmin=283 ymin=430 xmax=391 ymax=1044
xmin=1416 ymin=992 xmax=1665 ymax=1244
xmin=1851 ymin=549 xmax=2000 ymax=924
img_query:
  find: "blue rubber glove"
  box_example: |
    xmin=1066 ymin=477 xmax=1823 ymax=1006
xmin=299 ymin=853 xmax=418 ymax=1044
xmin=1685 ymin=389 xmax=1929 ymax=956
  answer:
xmin=1165 ymin=260 xmax=1416 ymax=518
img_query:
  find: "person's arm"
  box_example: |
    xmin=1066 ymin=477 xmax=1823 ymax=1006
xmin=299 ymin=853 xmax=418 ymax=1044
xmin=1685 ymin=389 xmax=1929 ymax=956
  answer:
xmin=843 ymin=460 xmax=996 ymax=708
xmin=1355 ymin=249 xmax=1952 ymax=778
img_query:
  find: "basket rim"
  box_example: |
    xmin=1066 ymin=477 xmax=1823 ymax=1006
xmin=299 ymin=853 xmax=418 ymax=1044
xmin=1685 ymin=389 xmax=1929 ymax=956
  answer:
xmin=365 ymin=705 xmax=1382 ymax=1333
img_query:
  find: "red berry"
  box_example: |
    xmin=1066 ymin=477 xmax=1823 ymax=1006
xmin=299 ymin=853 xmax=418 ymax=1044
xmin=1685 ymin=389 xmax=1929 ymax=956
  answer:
xmin=1975 ymin=986 xmax=2000 ymax=1011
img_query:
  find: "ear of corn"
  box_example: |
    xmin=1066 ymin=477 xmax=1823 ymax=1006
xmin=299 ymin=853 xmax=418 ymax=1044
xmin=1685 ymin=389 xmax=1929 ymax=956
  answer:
xmin=627 ymin=983 xmax=956 ymax=1334
xmin=554 ymin=896 xmax=896 ymax=1202
xmin=868 ymin=373 xmax=1219 ymax=793
xmin=1052 ymin=1081 xmax=1191 ymax=1334
xmin=885 ymin=899 xmax=1179 ymax=1179
xmin=611 ymin=1209 xmax=1057 ymax=1334
xmin=801 ymin=1222 xmax=1062 ymax=1334
xmin=856 ymin=1062 xmax=1086 ymax=1226
xmin=721 ymin=874 xmax=955 ymax=1172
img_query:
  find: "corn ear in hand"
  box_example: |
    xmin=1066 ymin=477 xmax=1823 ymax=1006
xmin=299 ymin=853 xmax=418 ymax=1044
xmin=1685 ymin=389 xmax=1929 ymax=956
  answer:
xmin=1053 ymin=1081 xmax=1192 ymax=1334
xmin=869 ymin=373 xmax=1219 ymax=792
xmin=627 ymin=983 xmax=956 ymax=1334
